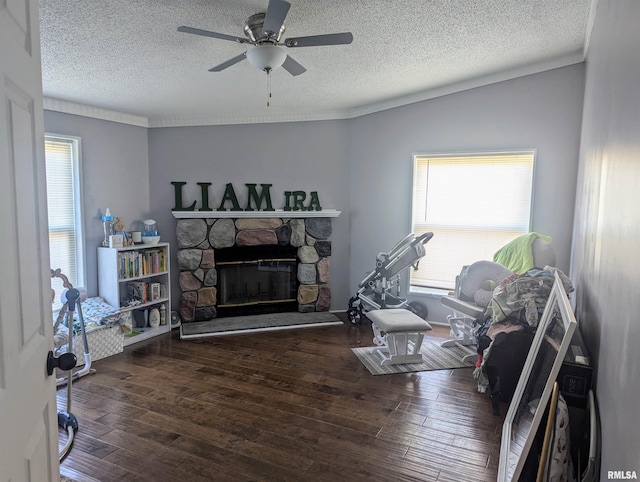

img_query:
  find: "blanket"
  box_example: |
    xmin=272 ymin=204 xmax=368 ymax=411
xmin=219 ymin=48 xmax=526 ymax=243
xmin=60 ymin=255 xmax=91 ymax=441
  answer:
xmin=493 ymin=232 xmax=552 ymax=274
xmin=53 ymin=296 xmax=132 ymax=349
xmin=485 ymin=267 xmax=573 ymax=327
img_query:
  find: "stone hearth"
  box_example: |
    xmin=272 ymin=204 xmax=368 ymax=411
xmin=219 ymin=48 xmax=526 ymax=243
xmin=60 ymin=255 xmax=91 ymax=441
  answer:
xmin=176 ymin=217 xmax=332 ymax=322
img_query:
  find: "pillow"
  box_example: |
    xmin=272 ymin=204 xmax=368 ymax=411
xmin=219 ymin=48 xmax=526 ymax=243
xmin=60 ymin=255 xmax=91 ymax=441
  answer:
xmin=459 ymin=260 xmax=513 ymax=308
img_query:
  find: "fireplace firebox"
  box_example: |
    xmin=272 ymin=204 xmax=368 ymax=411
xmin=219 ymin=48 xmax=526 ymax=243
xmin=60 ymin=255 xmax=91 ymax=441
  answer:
xmin=215 ymin=245 xmax=298 ymax=317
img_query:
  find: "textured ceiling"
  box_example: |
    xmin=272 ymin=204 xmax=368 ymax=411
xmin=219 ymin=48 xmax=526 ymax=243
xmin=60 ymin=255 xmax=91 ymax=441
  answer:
xmin=39 ymin=0 xmax=595 ymax=127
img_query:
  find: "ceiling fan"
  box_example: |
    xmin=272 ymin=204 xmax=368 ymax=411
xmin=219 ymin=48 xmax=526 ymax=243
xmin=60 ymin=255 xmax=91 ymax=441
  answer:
xmin=177 ymin=0 xmax=353 ymax=76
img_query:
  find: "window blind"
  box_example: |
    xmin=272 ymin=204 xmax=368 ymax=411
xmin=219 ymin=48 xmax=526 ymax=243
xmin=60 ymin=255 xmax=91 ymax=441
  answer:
xmin=411 ymin=152 xmax=535 ymax=290
xmin=45 ymin=136 xmax=82 ymax=309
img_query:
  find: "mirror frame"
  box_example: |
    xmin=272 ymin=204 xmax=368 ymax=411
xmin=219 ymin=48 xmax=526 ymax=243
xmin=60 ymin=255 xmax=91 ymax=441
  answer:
xmin=497 ymin=271 xmax=577 ymax=481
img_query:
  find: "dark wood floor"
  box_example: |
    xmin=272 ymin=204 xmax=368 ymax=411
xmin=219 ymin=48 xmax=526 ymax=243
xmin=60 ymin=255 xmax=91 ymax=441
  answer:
xmin=58 ymin=319 xmax=505 ymax=482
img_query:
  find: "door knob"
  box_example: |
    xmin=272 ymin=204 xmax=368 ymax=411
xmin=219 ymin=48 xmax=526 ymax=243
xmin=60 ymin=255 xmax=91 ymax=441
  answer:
xmin=47 ymin=350 xmax=77 ymax=376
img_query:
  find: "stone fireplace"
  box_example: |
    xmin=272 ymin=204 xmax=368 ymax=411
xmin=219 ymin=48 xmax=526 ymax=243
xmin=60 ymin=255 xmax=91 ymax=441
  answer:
xmin=175 ymin=216 xmax=335 ymax=322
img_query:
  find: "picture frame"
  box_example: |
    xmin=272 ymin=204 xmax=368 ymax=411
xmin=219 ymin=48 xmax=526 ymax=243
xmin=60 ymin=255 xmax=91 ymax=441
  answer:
xmin=497 ymin=271 xmax=577 ymax=481
xmin=109 ymin=234 xmax=124 ymax=248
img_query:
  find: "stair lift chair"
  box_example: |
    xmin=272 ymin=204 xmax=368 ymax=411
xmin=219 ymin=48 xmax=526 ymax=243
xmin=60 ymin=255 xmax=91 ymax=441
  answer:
xmin=440 ymin=234 xmax=557 ymax=363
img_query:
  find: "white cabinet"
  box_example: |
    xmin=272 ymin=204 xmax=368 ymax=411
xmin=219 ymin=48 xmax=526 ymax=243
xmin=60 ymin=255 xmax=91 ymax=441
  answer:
xmin=98 ymin=243 xmax=171 ymax=346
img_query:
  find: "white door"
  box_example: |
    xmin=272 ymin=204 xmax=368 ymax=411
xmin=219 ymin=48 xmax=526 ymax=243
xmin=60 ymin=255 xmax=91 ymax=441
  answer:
xmin=0 ymin=0 xmax=60 ymax=480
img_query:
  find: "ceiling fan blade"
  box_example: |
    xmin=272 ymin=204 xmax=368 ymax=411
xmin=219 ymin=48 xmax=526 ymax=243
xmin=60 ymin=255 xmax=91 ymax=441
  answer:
xmin=282 ymin=55 xmax=306 ymax=76
xmin=178 ymin=26 xmax=248 ymax=44
xmin=208 ymin=52 xmax=247 ymax=72
xmin=263 ymin=0 xmax=291 ymax=37
xmin=284 ymin=32 xmax=353 ymax=48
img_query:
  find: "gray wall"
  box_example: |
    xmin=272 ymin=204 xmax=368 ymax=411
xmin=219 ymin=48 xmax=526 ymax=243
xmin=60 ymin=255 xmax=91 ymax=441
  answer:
xmin=570 ymin=0 xmax=640 ymax=476
xmin=349 ymin=64 xmax=585 ymax=319
xmin=147 ymin=121 xmax=351 ymax=311
xmin=44 ymin=111 xmax=150 ymax=296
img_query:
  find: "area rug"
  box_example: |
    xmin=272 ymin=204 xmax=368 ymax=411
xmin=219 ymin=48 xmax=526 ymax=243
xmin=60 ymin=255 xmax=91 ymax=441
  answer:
xmin=180 ymin=311 xmax=344 ymax=339
xmin=351 ymin=341 xmax=476 ymax=375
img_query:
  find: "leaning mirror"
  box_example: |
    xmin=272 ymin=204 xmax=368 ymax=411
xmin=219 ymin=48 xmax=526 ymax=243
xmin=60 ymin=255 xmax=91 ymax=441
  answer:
xmin=497 ymin=271 xmax=577 ymax=481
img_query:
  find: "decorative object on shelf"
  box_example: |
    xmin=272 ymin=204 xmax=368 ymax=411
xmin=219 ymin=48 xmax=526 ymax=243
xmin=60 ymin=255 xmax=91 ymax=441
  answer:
xmin=150 ymin=283 xmax=161 ymax=301
xmin=108 ymin=217 xmax=133 ymax=248
xmin=109 ymin=234 xmax=124 ymax=248
xmin=113 ymin=217 xmax=125 ymax=232
xmin=132 ymin=231 xmax=142 ymax=244
xmin=142 ymin=219 xmax=160 ymax=244
xmin=148 ymin=307 xmax=160 ymax=328
xmin=101 ymin=208 xmax=114 ymax=247
xmin=160 ymin=304 xmax=167 ymax=326
xmin=113 ymin=217 xmax=134 ymax=246
xmin=132 ymin=310 xmax=146 ymax=328
xmin=123 ymin=281 xmax=147 ymax=306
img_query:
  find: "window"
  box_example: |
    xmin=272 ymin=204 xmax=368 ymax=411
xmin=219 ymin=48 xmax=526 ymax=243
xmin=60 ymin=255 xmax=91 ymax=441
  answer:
xmin=411 ymin=151 xmax=535 ymax=290
xmin=45 ymin=135 xmax=84 ymax=310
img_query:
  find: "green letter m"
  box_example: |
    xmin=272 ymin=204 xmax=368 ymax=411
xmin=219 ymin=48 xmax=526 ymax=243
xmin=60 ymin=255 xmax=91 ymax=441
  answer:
xmin=245 ymin=183 xmax=274 ymax=211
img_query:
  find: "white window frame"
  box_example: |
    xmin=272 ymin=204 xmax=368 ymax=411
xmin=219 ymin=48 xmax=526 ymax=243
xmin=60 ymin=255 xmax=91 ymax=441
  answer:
xmin=410 ymin=150 xmax=536 ymax=292
xmin=45 ymin=134 xmax=86 ymax=309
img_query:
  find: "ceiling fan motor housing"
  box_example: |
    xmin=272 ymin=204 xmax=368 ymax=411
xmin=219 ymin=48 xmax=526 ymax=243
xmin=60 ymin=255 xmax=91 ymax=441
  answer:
xmin=244 ymin=13 xmax=285 ymax=43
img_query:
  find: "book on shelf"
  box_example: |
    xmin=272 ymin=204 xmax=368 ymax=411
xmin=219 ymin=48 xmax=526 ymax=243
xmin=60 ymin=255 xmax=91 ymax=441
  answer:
xmin=144 ymin=249 xmax=166 ymax=275
xmin=117 ymin=247 xmax=166 ymax=279
xmin=118 ymin=251 xmax=144 ymax=279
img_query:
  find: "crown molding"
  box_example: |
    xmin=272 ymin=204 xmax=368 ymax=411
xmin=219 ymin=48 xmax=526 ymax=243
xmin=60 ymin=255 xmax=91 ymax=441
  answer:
xmin=43 ymin=98 xmax=149 ymax=127
xmin=148 ymin=110 xmax=351 ymax=128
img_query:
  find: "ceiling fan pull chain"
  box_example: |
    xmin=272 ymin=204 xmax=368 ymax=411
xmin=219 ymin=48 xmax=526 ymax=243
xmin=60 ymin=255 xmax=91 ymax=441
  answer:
xmin=266 ymin=70 xmax=272 ymax=107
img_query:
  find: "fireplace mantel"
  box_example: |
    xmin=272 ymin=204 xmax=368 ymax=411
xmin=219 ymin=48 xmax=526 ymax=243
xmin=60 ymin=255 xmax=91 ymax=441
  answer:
xmin=172 ymin=209 xmax=341 ymax=219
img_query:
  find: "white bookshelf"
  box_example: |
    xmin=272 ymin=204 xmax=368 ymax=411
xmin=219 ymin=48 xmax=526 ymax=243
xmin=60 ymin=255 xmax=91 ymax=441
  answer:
xmin=97 ymin=242 xmax=171 ymax=346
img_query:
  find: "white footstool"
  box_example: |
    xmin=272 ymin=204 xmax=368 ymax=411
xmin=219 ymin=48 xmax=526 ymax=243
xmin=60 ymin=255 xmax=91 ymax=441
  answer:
xmin=366 ymin=309 xmax=432 ymax=366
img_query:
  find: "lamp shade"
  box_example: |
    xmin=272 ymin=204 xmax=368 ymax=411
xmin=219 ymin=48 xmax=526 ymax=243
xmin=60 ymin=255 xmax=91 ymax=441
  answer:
xmin=246 ymin=45 xmax=287 ymax=72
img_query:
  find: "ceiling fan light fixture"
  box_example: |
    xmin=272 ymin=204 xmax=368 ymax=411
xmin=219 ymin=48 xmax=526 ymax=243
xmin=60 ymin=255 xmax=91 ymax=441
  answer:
xmin=246 ymin=45 xmax=287 ymax=72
